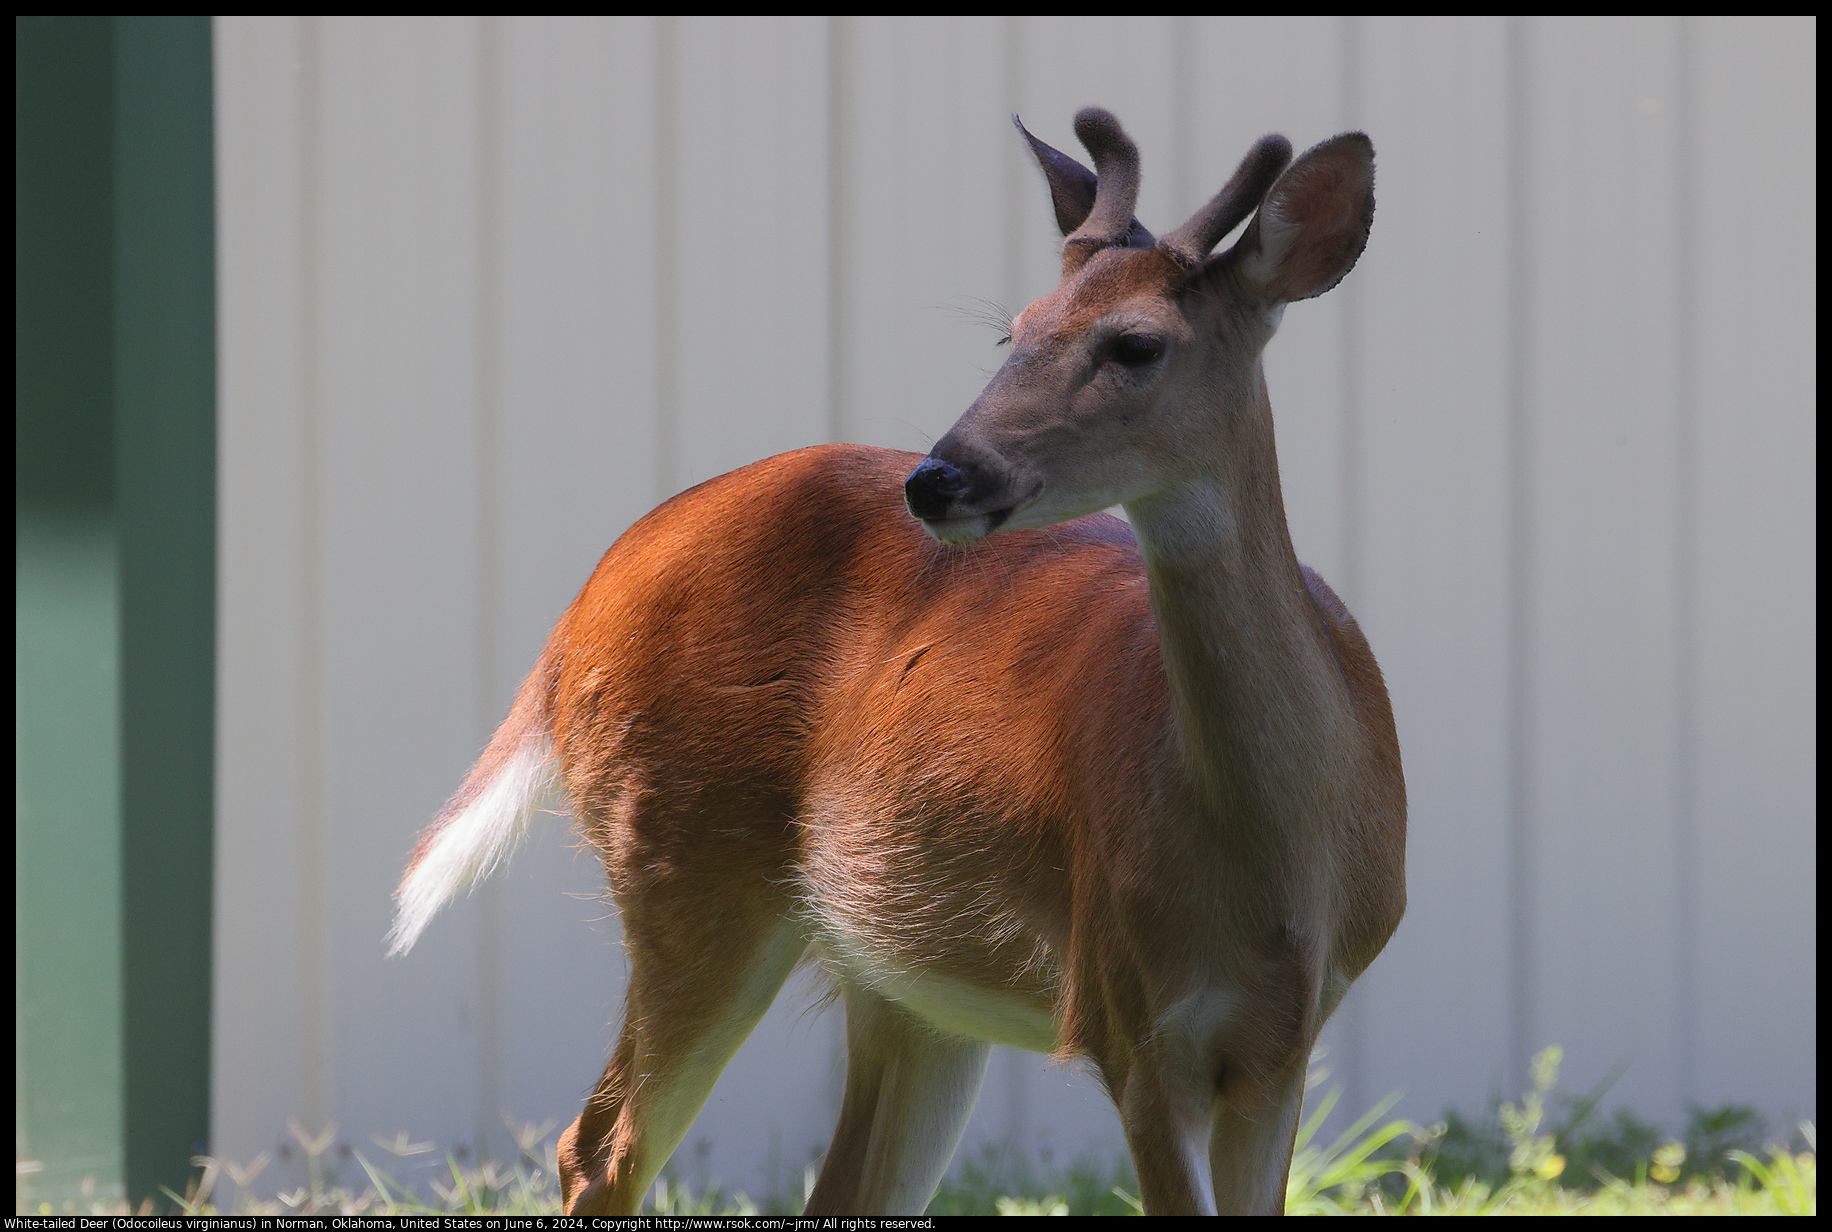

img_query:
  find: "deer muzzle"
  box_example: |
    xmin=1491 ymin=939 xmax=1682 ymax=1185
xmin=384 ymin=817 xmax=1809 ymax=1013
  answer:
xmin=904 ymin=438 xmax=1023 ymax=543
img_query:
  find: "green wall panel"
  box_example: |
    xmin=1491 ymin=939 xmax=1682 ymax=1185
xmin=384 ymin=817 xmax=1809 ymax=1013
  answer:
xmin=16 ymin=14 xmax=214 ymax=1214
xmin=16 ymin=15 xmax=125 ymax=1213
xmin=114 ymin=15 xmax=217 ymax=1210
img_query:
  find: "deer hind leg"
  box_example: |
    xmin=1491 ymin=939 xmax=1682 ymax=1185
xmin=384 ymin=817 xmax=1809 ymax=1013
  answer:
xmin=803 ymin=982 xmax=991 ymax=1215
xmin=557 ymin=908 xmax=805 ymax=1214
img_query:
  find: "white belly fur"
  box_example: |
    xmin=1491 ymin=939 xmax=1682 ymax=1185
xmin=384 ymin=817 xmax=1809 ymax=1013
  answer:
xmin=875 ymin=965 xmax=1059 ymax=1053
xmin=814 ymin=934 xmax=1059 ymax=1053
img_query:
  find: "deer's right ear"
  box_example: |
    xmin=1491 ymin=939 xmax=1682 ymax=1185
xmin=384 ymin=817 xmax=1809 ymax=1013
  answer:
xmin=1015 ymin=115 xmax=1099 ymax=236
xmin=1229 ymin=132 xmax=1375 ymax=304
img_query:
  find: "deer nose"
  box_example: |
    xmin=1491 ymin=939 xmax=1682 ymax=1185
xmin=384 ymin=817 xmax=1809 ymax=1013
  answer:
xmin=904 ymin=457 xmax=973 ymax=521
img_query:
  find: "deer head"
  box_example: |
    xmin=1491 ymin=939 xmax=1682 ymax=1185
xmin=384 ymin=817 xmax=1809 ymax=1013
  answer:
xmin=905 ymin=108 xmax=1375 ymax=546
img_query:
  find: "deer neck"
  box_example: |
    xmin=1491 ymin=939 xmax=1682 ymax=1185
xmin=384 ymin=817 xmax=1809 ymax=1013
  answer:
xmin=1122 ymin=368 xmax=1354 ymax=839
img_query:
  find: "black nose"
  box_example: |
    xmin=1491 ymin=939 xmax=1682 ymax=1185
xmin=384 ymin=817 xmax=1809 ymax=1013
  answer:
xmin=904 ymin=457 xmax=972 ymax=521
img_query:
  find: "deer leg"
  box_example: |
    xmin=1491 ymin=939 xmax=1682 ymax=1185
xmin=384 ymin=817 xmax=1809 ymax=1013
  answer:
xmin=558 ymin=913 xmax=805 ymax=1214
xmin=803 ymin=983 xmax=991 ymax=1215
xmin=1207 ymin=1059 xmax=1308 ymax=1215
xmin=1117 ymin=1064 xmax=1220 ymax=1216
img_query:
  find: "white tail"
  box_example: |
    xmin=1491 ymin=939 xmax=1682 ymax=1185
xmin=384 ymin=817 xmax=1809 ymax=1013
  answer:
xmin=392 ymin=109 xmax=1405 ymax=1216
xmin=387 ymin=686 xmax=557 ymax=957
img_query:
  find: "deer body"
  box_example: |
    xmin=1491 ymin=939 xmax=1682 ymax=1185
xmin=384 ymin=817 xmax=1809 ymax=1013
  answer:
xmin=392 ymin=111 xmax=1404 ymax=1216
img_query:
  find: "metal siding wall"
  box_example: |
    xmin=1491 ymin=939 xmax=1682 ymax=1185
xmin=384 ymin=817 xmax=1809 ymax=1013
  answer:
xmin=1520 ymin=14 xmax=1686 ymax=1119
xmin=1689 ymin=16 xmax=1816 ymax=1122
xmin=316 ymin=14 xmax=488 ymax=1158
xmin=829 ymin=17 xmax=1008 ymax=455
xmin=213 ymin=10 xmax=311 ymax=1164
xmin=1340 ymin=14 xmax=1517 ymax=1130
xmin=212 ymin=15 xmax=1816 ymax=1199
xmin=489 ymin=12 xmax=663 ymax=1165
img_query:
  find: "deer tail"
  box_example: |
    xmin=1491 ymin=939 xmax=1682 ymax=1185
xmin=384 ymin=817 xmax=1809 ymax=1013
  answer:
xmin=386 ymin=660 xmax=560 ymax=956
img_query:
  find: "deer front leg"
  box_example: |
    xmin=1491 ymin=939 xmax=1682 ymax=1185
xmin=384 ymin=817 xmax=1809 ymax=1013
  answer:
xmin=1208 ymin=1059 xmax=1307 ymax=1215
xmin=1114 ymin=1048 xmax=1220 ymax=1216
xmin=1118 ymin=1055 xmax=1308 ymax=1216
xmin=1111 ymin=978 xmax=1313 ymax=1216
xmin=804 ymin=984 xmax=991 ymax=1215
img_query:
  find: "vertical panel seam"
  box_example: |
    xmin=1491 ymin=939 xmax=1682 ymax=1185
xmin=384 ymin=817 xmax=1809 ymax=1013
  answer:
xmin=1503 ymin=14 xmax=1535 ymax=1098
xmin=1000 ymin=16 xmax=1026 ymax=320
xmin=825 ymin=17 xmax=847 ymax=446
xmin=1168 ymin=15 xmax=1195 ymax=216
xmin=473 ymin=11 xmax=506 ymax=1163
xmin=653 ymin=17 xmax=679 ymax=503
xmin=295 ymin=12 xmax=329 ymax=1137
xmin=1670 ymin=12 xmax=1699 ymax=1112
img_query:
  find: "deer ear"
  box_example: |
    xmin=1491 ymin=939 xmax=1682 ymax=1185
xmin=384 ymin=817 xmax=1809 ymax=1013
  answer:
xmin=1014 ymin=115 xmax=1155 ymax=247
xmin=1229 ymin=132 xmax=1374 ymax=303
xmin=1015 ymin=114 xmax=1098 ymax=236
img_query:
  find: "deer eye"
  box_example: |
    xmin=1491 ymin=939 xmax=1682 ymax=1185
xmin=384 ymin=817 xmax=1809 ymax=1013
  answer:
xmin=1110 ymin=334 xmax=1164 ymax=367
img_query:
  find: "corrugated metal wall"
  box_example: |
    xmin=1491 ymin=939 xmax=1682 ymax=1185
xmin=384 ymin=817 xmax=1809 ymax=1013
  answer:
xmin=212 ymin=16 xmax=1815 ymax=1199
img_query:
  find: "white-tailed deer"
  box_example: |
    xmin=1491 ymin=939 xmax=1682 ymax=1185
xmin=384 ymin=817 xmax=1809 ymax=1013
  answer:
xmin=390 ymin=108 xmax=1404 ymax=1216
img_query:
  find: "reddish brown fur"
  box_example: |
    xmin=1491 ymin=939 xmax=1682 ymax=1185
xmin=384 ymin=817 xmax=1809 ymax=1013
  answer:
xmin=498 ymin=443 xmax=1400 ymax=1212
xmin=547 ymin=443 xmax=1173 ymax=1010
xmin=529 ymin=447 xmax=1174 ymax=1210
xmin=400 ymin=118 xmax=1405 ymax=1217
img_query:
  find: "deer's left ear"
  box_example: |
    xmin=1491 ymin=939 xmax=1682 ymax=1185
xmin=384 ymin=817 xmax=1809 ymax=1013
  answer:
xmin=1228 ymin=132 xmax=1374 ymax=303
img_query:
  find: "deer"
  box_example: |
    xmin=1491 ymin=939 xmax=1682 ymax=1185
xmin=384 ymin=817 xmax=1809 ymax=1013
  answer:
xmin=388 ymin=107 xmax=1405 ymax=1216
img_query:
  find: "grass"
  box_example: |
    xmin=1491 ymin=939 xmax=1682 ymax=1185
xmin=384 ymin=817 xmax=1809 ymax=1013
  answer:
xmin=1274 ymin=1047 xmax=1818 ymax=1217
xmin=19 ymin=1049 xmax=1814 ymax=1216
